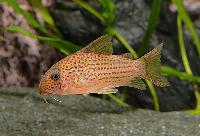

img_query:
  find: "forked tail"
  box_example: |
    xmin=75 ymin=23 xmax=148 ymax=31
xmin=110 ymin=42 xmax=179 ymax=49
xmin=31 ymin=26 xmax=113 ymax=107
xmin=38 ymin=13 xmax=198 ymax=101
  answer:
xmin=140 ymin=44 xmax=169 ymax=87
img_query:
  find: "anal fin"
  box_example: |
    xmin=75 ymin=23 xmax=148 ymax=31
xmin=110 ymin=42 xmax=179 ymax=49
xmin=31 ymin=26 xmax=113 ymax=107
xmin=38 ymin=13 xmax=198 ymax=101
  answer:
xmin=128 ymin=77 xmax=146 ymax=90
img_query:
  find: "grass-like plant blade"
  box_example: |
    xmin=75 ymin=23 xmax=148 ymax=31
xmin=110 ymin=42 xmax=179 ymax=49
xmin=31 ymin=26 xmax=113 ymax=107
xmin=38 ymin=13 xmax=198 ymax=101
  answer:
xmin=177 ymin=15 xmax=193 ymax=75
xmin=108 ymin=94 xmax=130 ymax=107
xmin=186 ymin=88 xmax=200 ymax=114
xmin=47 ymin=42 xmax=70 ymax=55
xmin=3 ymin=0 xmax=52 ymax=36
xmin=146 ymin=81 xmax=160 ymax=111
xmin=138 ymin=0 xmax=162 ymax=56
xmin=29 ymin=0 xmax=61 ymax=36
xmin=161 ymin=66 xmax=200 ymax=83
xmin=194 ymin=90 xmax=200 ymax=109
xmin=163 ymin=64 xmax=200 ymax=112
xmin=177 ymin=15 xmax=200 ymax=111
xmin=106 ymin=27 xmax=138 ymax=58
xmin=99 ymin=0 xmax=116 ymax=26
xmin=173 ymin=0 xmax=200 ymax=56
xmin=73 ymin=0 xmax=106 ymax=24
xmin=30 ymin=0 xmax=55 ymax=27
xmin=4 ymin=25 xmax=80 ymax=54
xmin=162 ymin=65 xmax=200 ymax=111
xmin=186 ymin=109 xmax=200 ymax=114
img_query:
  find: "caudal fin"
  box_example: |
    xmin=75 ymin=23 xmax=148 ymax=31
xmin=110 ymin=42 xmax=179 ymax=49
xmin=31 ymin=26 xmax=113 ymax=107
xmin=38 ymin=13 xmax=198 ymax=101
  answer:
xmin=140 ymin=44 xmax=169 ymax=87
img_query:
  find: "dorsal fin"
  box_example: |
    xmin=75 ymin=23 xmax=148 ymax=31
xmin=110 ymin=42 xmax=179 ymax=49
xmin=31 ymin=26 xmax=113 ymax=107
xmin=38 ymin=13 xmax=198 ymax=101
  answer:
xmin=79 ymin=35 xmax=113 ymax=55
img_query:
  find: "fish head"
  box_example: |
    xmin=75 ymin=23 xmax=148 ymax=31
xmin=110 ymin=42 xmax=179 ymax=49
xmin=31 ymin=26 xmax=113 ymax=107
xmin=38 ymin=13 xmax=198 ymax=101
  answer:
xmin=39 ymin=62 xmax=65 ymax=95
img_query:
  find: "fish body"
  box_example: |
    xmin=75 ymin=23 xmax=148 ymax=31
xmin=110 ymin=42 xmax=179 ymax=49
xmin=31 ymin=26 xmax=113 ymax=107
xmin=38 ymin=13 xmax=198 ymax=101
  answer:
xmin=39 ymin=35 xmax=169 ymax=95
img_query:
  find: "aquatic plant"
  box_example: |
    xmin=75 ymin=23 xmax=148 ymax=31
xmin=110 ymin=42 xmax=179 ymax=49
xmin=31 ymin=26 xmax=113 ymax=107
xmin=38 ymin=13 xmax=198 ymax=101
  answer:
xmin=173 ymin=1 xmax=200 ymax=114
xmin=138 ymin=0 xmax=162 ymax=56
xmin=1 ymin=0 xmax=80 ymax=55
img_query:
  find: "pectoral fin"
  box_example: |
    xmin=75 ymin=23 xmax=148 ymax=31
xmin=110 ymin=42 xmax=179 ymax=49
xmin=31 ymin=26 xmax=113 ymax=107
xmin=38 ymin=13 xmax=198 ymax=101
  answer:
xmin=79 ymin=35 xmax=113 ymax=55
xmin=128 ymin=77 xmax=146 ymax=90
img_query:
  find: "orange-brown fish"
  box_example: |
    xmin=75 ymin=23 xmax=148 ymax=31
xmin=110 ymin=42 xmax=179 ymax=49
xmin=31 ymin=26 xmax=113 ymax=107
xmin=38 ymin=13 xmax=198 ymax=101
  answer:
xmin=39 ymin=35 xmax=169 ymax=95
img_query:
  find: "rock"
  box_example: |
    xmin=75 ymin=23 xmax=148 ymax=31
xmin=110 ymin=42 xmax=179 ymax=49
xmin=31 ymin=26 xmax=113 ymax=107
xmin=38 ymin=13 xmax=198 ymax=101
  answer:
xmin=0 ymin=88 xmax=200 ymax=136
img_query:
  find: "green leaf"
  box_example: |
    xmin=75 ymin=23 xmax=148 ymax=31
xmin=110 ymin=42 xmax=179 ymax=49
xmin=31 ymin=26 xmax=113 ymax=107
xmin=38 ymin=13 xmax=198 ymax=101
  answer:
xmin=177 ymin=15 xmax=193 ymax=75
xmin=73 ymin=0 xmax=106 ymax=24
xmin=4 ymin=25 xmax=81 ymax=54
xmin=29 ymin=0 xmax=60 ymax=35
xmin=161 ymin=66 xmax=200 ymax=84
xmin=30 ymin=0 xmax=54 ymax=27
xmin=173 ymin=0 xmax=200 ymax=56
xmin=105 ymin=27 xmax=138 ymax=59
xmin=186 ymin=109 xmax=200 ymax=115
xmin=194 ymin=90 xmax=200 ymax=109
xmin=107 ymin=94 xmax=130 ymax=107
xmin=138 ymin=0 xmax=162 ymax=56
xmin=47 ymin=41 xmax=71 ymax=55
xmin=3 ymin=0 xmax=51 ymax=36
xmin=99 ymin=0 xmax=116 ymax=26
xmin=177 ymin=14 xmax=200 ymax=110
xmin=146 ymin=80 xmax=160 ymax=111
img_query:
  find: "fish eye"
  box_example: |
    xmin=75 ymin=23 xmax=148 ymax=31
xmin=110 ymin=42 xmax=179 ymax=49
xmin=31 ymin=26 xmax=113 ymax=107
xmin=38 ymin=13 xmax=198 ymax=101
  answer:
xmin=50 ymin=72 xmax=60 ymax=81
